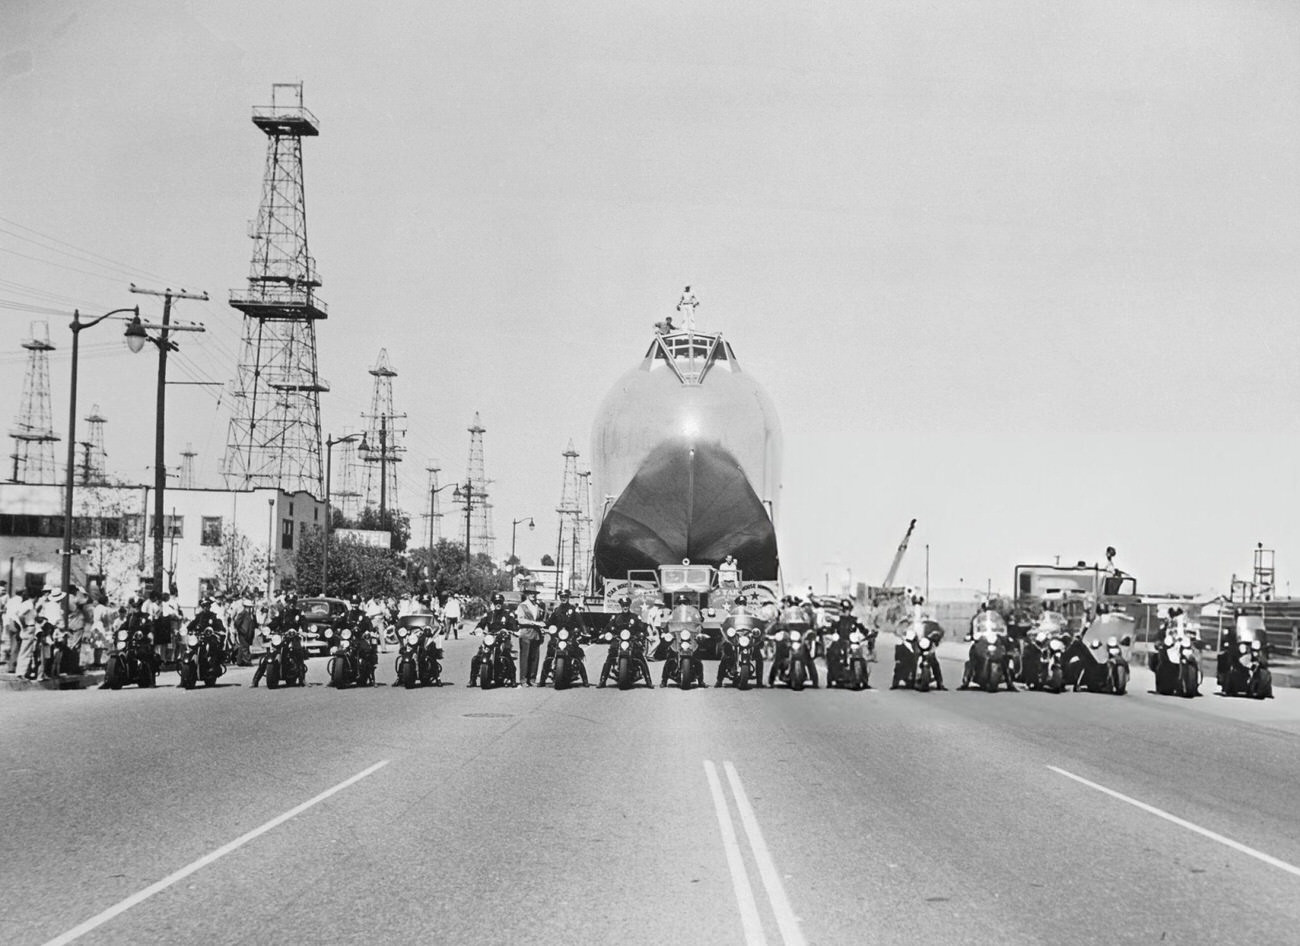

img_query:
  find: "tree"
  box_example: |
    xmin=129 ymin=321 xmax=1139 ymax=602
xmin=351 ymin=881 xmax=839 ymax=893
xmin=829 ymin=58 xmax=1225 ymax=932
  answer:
xmin=540 ymin=554 xmax=555 ymax=567
xmin=206 ymin=524 xmax=267 ymax=597
xmin=294 ymin=528 xmax=412 ymax=600
xmin=352 ymin=506 xmax=411 ymax=552
xmin=413 ymin=538 xmax=513 ymax=599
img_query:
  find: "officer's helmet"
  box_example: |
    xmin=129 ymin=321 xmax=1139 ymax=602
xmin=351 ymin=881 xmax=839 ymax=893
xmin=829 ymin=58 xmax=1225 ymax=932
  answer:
xmin=491 ymin=592 xmax=505 ymax=607
xmin=350 ymin=595 xmax=361 ymax=606
xmin=735 ymin=595 xmax=747 ymax=606
xmin=617 ymin=596 xmax=631 ymax=609
xmin=840 ymin=598 xmax=853 ymax=610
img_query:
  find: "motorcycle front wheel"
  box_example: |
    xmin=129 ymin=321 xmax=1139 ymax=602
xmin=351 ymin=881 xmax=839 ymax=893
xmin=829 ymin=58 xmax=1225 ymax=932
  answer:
xmin=1179 ymin=662 xmax=1198 ymax=698
xmin=790 ymin=658 xmax=805 ymax=691
xmin=1112 ymin=663 xmax=1129 ymax=696
xmin=554 ymin=655 xmax=570 ymax=691
xmin=105 ymin=655 xmax=126 ymax=690
xmin=736 ymin=666 xmax=751 ymax=691
xmin=329 ymin=656 xmax=349 ymax=688
xmin=399 ymin=659 xmax=417 ymax=689
xmin=679 ymin=656 xmax=693 ymax=690
xmin=851 ymin=660 xmax=867 ymax=691
xmin=266 ymin=656 xmax=282 ymax=689
xmin=179 ymin=662 xmax=196 ymax=690
xmin=617 ymin=655 xmax=632 ymax=690
xmin=137 ymin=660 xmax=156 ymax=689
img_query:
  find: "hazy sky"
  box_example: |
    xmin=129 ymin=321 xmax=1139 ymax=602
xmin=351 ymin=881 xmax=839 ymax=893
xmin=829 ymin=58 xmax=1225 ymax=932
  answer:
xmin=2 ymin=0 xmax=1298 ymax=597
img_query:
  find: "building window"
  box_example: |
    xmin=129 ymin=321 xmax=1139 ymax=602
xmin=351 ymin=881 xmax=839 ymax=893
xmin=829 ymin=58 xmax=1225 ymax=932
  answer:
xmin=122 ymin=514 xmax=143 ymax=541
xmin=201 ymin=517 xmax=223 ymax=547
xmin=149 ymin=515 xmax=184 ymax=539
xmin=281 ymin=518 xmax=294 ymax=550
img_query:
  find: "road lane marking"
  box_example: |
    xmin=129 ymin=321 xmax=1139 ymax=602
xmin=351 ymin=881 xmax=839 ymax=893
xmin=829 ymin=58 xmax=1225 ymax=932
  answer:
xmin=704 ymin=761 xmax=768 ymax=946
xmin=1048 ymin=765 xmax=1300 ymax=879
xmin=724 ymin=761 xmax=808 ymax=946
xmin=42 ymin=759 xmax=391 ymax=946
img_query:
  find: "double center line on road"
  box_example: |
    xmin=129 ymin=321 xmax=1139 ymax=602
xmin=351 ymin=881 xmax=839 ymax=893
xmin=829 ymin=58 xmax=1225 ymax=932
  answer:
xmin=704 ymin=760 xmax=807 ymax=946
xmin=41 ymin=759 xmax=391 ymax=946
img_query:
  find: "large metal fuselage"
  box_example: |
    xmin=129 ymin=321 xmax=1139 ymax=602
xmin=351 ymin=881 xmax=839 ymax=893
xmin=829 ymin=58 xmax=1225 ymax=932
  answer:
xmin=590 ymin=329 xmax=783 ymax=581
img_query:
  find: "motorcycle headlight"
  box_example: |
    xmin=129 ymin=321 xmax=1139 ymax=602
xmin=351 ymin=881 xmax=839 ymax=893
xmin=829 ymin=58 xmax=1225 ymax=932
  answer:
xmin=1108 ymin=647 xmax=1120 ymax=656
xmin=341 ymin=628 xmax=353 ymax=640
xmin=1035 ymin=631 xmax=1048 ymax=644
xmin=620 ymin=630 xmax=631 ymax=642
xmin=1049 ymin=639 xmax=1064 ymax=653
xmin=918 ymin=638 xmax=932 ymax=651
xmin=1163 ymin=635 xmax=1173 ymax=648
xmin=271 ymin=633 xmax=283 ymax=646
xmin=850 ymin=632 xmax=863 ymax=643
xmin=559 ymin=629 xmax=570 ymax=641
xmin=789 ymin=631 xmax=801 ymax=643
xmin=186 ymin=633 xmax=198 ymax=646
xmin=1251 ymin=641 xmax=1262 ymax=651
xmin=984 ymin=631 xmax=999 ymax=645
xmin=1107 ymin=636 xmax=1118 ymax=648
xmin=558 ymin=641 xmax=567 ymax=650
xmin=680 ymin=630 xmax=691 ymax=642
xmin=738 ymin=635 xmax=750 ymax=648
xmin=116 ymin=630 xmax=128 ymax=643
xmin=620 ymin=641 xmax=629 ymax=651
xmin=1238 ymin=642 xmax=1249 ymax=653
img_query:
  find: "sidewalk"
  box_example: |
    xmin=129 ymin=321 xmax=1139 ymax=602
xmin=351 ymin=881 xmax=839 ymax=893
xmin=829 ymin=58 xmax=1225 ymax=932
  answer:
xmin=0 ymin=668 xmax=105 ymax=691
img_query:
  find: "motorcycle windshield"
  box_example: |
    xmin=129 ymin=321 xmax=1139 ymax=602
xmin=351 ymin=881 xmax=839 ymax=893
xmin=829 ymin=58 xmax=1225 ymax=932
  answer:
xmin=1235 ymin=617 xmax=1267 ymax=644
xmin=1083 ymin=612 xmax=1135 ymax=644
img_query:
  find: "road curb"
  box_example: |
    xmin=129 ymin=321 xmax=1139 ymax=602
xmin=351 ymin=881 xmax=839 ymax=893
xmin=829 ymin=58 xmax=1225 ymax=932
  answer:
xmin=0 ymin=669 xmax=106 ymax=691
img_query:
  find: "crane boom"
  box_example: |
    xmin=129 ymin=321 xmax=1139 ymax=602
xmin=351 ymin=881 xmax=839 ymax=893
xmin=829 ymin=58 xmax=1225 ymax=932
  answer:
xmin=882 ymin=518 xmax=917 ymax=587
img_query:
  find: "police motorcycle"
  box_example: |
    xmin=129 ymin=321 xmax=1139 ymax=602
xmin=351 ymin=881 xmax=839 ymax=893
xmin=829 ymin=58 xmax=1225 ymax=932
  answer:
xmin=475 ymin=626 xmax=516 ymax=690
xmin=824 ymin=599 xmax=875 ymax=691
xmin=394 ymin=607 xmax=442 ymax=689
xmin=178 ymin=617 xmax=227 ymax=690
xmin=660 ymin=597 xmax=708 ymax=689
xmin=767 ymin=599 xmax=818 ymax=690
xmin=1019 ymin=611 xmax=1068 ymax=693
xmin=257 ymin=623 xmax=307 ymax=689
xmin=549 ymin=624 xmax=588 ymax=690
xmin=1217 ymin=615 xmax=1273 ymax=699
xmin=598 ymin=597 xmax=655 ymax=690
xmin=1061 ymin=610 xmax=1132 ymax=695
xmin=716 ymin=601 xmax=766 ymax=690
xmin=890 ymin=628 xmax=939 ymax=691
xmin=103 ymin=623 xmax=158 ymax=690
xmin=960 ymin=610 xmax=1015 ymax=693
xmin=324 ymin=610 xmax=380 ymax=688
xmin=1149 ymin=610 xmax=1202 ymax=698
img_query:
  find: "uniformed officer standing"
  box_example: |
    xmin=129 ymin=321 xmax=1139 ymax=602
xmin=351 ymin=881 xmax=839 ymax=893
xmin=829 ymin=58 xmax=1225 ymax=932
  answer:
xmin=538 ymin=589 xmax=589 ymax=686
xmin=598 ymin=596 xmax=654 ymax=688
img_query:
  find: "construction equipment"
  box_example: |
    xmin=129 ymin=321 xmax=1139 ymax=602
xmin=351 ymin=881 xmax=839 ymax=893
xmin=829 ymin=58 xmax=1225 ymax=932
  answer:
xmin=882 ymin=519 xmax=917 ymax=588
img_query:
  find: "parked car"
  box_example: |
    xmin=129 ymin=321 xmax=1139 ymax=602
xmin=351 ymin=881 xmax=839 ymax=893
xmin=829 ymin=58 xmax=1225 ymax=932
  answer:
xmin=298 ymin=597 xmax=350 ymax=655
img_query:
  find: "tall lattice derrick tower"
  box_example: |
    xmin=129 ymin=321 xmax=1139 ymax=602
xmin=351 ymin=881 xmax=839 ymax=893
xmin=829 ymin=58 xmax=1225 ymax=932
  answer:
xmin=179 ymin=443 xmax=197 ymax=489
xmin=574 ymin=467 xmax=593 ymax=592
xmin=222 ymin=82 xmax=329 ymax=497
xmin=360 ymin=349 xmax=406 ymax=517
xmin=80 ymin=404 xmax=108 ymax=485
xmin=334 ymin=432 xmax=362 ymax=521
xmin=9 ymin=321 xmax=59 ymax=484
xmin=459 ymin=413 xmax=493 ymax=558
xmin=555 ymin=440 xmax=583 ymax=591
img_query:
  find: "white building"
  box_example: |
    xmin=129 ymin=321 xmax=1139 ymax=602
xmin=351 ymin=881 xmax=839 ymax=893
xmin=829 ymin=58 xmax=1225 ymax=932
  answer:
xmin=0 ymin=482 xmax=324 ymax=610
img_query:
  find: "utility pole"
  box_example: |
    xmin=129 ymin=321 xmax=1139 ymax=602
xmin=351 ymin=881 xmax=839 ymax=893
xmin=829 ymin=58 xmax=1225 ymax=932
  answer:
xmin=130 ymin=285 xmax=207 ymax=594
xmin=378 ymin=414 xmax=388 ymax=527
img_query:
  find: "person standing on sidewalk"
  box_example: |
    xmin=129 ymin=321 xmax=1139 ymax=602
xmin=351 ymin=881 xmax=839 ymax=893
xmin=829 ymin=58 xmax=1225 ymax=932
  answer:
xmin=516 ymin=587 xmax=544 ymax=686
xmin=442 ymin=593 xmax=461 ymax=639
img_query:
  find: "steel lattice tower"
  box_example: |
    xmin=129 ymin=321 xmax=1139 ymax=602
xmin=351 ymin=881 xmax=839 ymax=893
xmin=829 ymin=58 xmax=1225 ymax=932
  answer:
xmin=555 ymin=440 xmax=583 ymax=592
xmin=9 ymin=321 xmax=59 ymax=484
xmin=222 ymin=82 xmax=329 ymax=497
xmin=80 ymin=404 xmax=108 ymax=485
xmin=179 ymin=443 xmax=197 ymax=489
xmin=459 ymin=413 xmax=493 ymax=558
xmin=360 ymin=349 xmax=406 ymax=516
xmin=334 ymin=431 xmax=362 ymax=521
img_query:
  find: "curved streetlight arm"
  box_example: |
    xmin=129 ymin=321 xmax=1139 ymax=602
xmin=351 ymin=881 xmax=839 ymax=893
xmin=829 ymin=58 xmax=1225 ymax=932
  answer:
xmin=74 ymin=305 xmax=140 ymax=333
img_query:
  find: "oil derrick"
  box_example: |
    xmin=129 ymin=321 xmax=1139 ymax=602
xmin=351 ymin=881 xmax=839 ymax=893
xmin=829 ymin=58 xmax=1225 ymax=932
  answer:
xmin=458 ymin=413 xmax=493 ymax=558
xmin=179 ymin=443 xmax=197 ymax=489
xmin=555 ymin=440 xmax=583 ymax=592
xmin=420 ymin=464 xmax=444 ymax=549
xmin=223 ymin=82 xmax=329 ymax=497
xmin=574 ymin=467 xmax=593 ymax=593
xmin=79 ymin=404 xmax=108 ymax=485
xmin=360 ymin=349 xmax=406 ymax=518
xmin=9 ymin=321 xmax=59 ymax=484
xmin=334 ymin=432 xmax=362 ymax=521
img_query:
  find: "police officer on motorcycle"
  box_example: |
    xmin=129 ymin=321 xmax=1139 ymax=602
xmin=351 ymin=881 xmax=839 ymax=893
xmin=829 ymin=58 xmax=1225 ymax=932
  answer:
xmin=538 ymin=589 xmax=589 ymax=686
xmin=470 ymin=592 xmax=519 ymax=686
xmin=768 ymin=595 xmax=819 ymax=687
xmin=716 ymin=594 xmax=764 ymax=688
xmin=824 ymin=597 xmax=875 ymax=686
xmin=598 ymin=596 xmax=654 ymax=688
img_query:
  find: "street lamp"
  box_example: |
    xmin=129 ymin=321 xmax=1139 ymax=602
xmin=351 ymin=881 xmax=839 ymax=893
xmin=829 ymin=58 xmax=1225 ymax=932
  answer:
xmin=60 ymin=305 xmax=139 ymax=628
xmin=510 ymin=517 xmax=535 ymax=571
xmin=322 ymin=432 xmax=367 ymax=595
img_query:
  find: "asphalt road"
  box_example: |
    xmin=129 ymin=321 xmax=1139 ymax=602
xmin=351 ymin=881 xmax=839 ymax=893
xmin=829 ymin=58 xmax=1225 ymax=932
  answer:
xmin=3 ymin=636 xmax=1299 ymax=945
